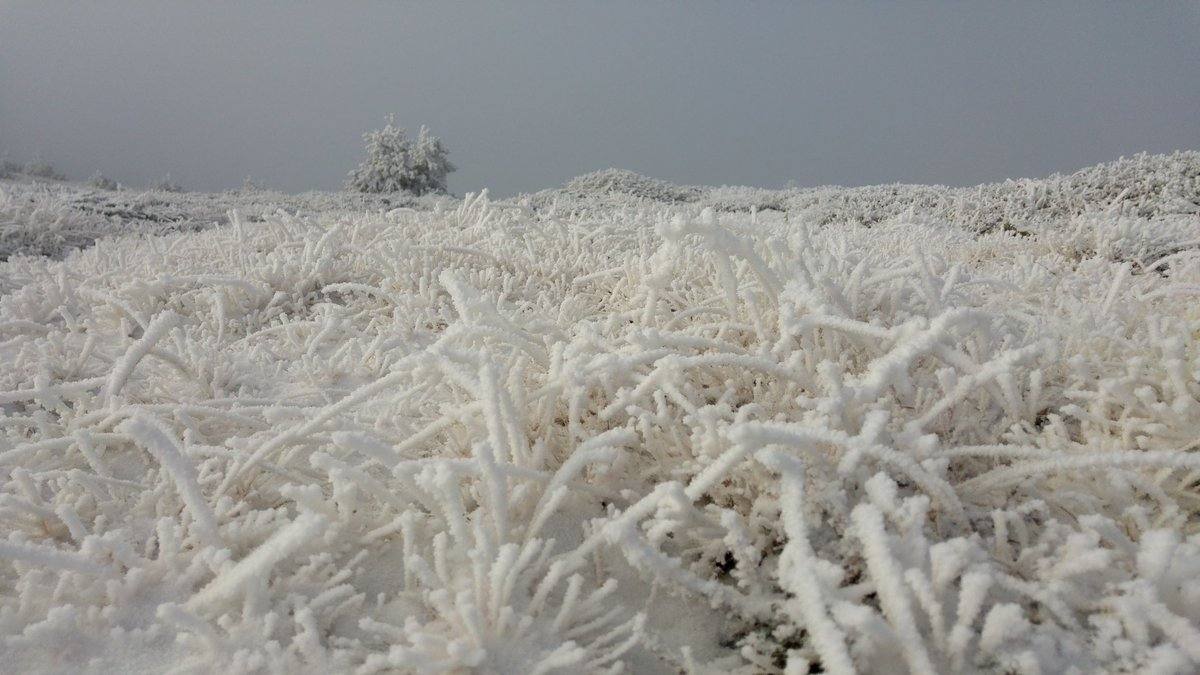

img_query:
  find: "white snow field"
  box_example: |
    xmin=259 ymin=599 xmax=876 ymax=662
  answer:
xmin=1 ymin=153 xmax=1199 ymax=673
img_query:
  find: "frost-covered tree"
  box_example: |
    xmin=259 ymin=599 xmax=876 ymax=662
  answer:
xmin=345 ymin=116 xmax=455 ymax=195
xmin=409 ymin=125 xmax=455 ymax=195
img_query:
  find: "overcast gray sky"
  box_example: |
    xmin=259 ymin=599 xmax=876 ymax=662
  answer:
xmin=2 ymin=2 xmax=1198 ymax=196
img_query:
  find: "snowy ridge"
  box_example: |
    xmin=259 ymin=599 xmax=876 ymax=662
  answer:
xmin=536 ymin=151 xmax=1200 ymax=230
xmin=0 ymin=159 xmax=1198 ymax=672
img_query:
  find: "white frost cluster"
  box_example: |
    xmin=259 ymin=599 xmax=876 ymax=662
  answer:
xmin=0 ymin=158 xmax=1198 ymax=673
xmin=345 ymin=117 xmax=456 ymax=196
xmin=0 ymin=184 xmax=111 ymax=262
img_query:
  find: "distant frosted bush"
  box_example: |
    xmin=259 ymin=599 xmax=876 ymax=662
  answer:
xmin=151 ymin=173 xmax=184 ymax=192
xmin=564 ymin=168 xmax=703 ymax=203
xmin=23 ymin=159 xmax=65 ymax=181
xmin=345 ymin=116 xmax=455 ymax=195
xmin=86 ymin=171 xmax=118 ymax=191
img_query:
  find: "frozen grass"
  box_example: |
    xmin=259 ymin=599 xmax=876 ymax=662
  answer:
xmin=0 ymin=177 xmax=450 ymax=261
xmin=0 ymin=156 xmax=1198 ymax=672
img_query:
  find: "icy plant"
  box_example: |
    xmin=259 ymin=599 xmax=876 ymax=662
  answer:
xmin=88 ymin=171 xmax=119 ymax=191
xmin=22 ymin=159 xmax=66 ymax=181
xmin=562 ymin=169 xmax=703 ymax=204
xmin=0 ymin=184 xmax=109 ymax=261
xmin=241 ymin=176 xmax=262 ymax=193
xmin=152 ymin=173 xmax=185 ymax=193
xmin=0 ymin=155 xmax=1198 ymax=672
xmin=345 ymin=116 xmax=456 ymax=195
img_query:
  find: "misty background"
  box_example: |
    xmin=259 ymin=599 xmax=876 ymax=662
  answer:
xmin=2 ymin=2 xmax=1198 ymax=197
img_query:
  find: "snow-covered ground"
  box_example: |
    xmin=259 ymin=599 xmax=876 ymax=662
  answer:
xmin=1 ymin=153 xmax=1199 ymax=673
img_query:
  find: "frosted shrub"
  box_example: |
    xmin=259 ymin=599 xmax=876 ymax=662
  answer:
xmin=87 ymin=171 xmax=118 ymax=191
xmin=151 ymin=173 xmax=185 ymax=192
xmin=563 ymin=169 xmax=702 ymax=204
xmin=0 ymin=184 xmax=107 ymax=260
xmin=22 ymin=160 xmax=65 ymax=181
xmin=1043 ymin=211 xmax=1200 ymax=266
xmin=345 ymin=116 xmax=456 ymax=195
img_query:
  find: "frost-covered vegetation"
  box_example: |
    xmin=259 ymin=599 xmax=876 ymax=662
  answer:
xmin=0 ymin=154 xmax=1199 ymax=672
xmin=87 ymin=171 xmax=119 ymax=192
xmin=151 ymin=173 xmax=185 ymax=194
xmin=539 ymin=152 xmax=1200 ymax=231
xmin=346 ymin=117 xmax=456 ymax=195
xmin=20 ymin=160 xmax=67 ymax=182
xmin=0 ymin=178 xmax=450 ymax=261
